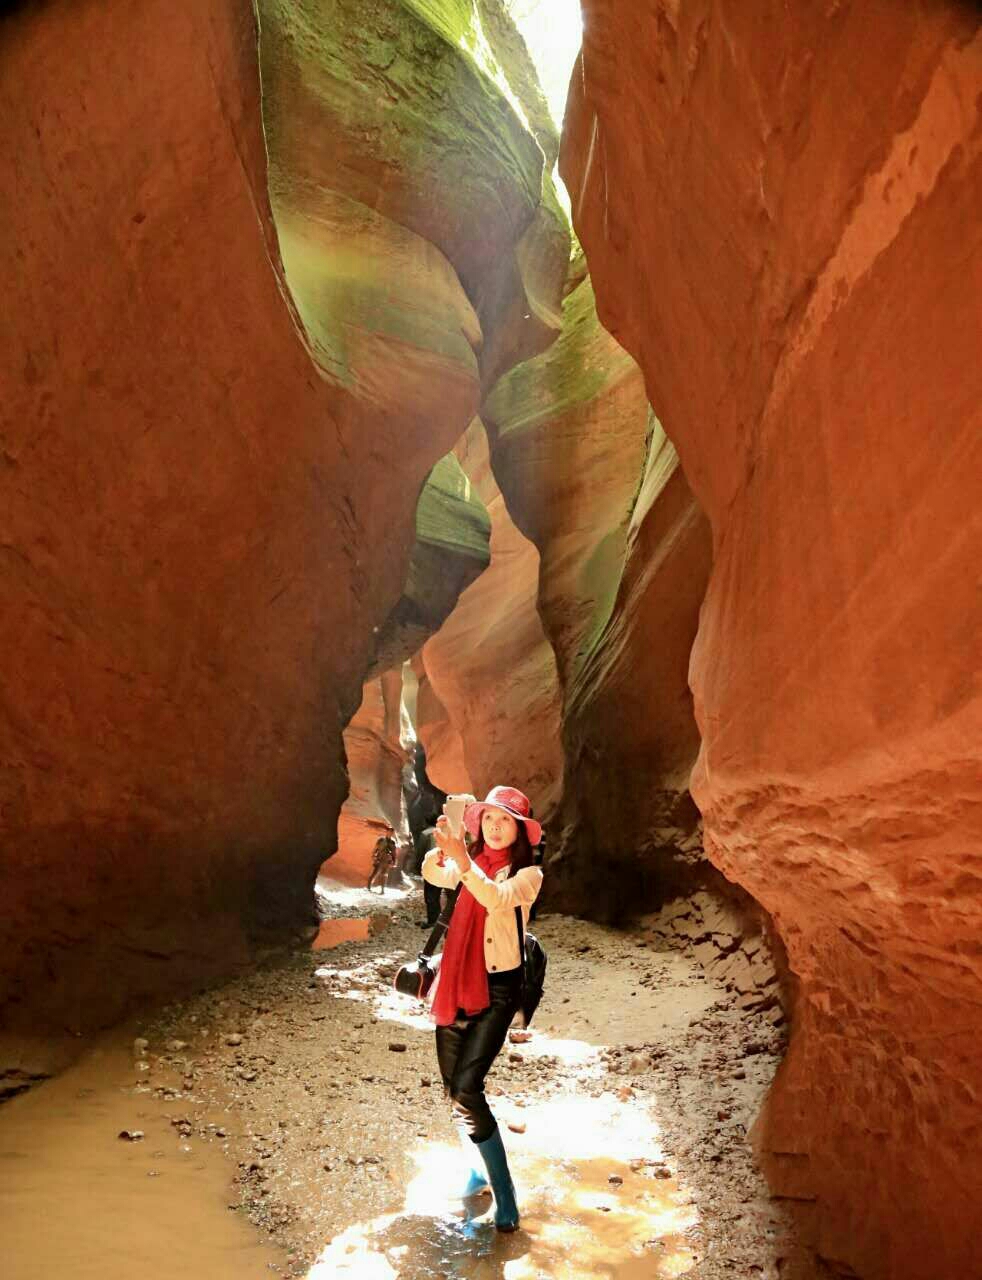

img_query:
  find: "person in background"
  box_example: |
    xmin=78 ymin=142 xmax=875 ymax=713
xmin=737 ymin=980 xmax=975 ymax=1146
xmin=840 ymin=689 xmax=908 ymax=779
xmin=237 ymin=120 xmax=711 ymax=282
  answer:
xmin=422 ymin=786 xmax=543 ymax=1232
xmin=366 ymin=824 xmax=397 ymax=894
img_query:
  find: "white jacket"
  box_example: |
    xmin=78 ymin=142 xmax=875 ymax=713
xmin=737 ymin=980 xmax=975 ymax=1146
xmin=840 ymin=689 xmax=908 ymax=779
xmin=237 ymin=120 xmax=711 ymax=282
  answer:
xmin=422 ymin=849 xmax=543 ymax=973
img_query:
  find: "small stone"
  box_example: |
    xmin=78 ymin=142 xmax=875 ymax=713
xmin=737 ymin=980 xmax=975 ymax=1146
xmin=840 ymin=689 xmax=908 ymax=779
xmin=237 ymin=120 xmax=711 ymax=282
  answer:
xmin=608 ymin=1173 xmax=623 ymax=1185
xmin=165 ymin=1039 xmax=188 ymax=1052
xmin=507 ymin=1121 xmax=526 ymax=1134
xmin=387 ymin=1042 xmax=407 ymax=1053
xmin=616 ymin=1085 xmax=635 ymax=1101
xmin=118 ymin=1129 xmax=145 ymax=1141
xmin=226 ymin=1033 xmax=243 ymax=1046
xmin=508 ymin=1030 xmax=532 ymax=1044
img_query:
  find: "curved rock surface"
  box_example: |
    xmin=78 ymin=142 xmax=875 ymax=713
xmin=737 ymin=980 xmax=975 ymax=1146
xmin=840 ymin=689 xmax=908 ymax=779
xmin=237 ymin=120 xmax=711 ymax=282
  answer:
xmin=258 ymin=0 xmax=569 ymax=390
xmin=368 ymin=454 xmax=491 ymax=678
xmin=419 ymin=420 xmax=564 ymax=814
xmin=331 ymin=669 xmax=410 ymax=884
xmin=483 ymin=267 xmax=711 ymax=909
xmin=562 ymin=4 xmax=982 ymax=1276
xmin=412 ymin=659 xmax=474 ymax=799
xmin=332 ymin=454 xmax=491 ymax=876
xmin=0 ymin=0 xmax=564 ymax=1071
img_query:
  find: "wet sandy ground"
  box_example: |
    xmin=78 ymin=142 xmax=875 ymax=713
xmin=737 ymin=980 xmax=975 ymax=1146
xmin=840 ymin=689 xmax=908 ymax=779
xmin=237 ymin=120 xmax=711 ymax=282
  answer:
xmin=0 ymin=1034 xmax=284 ymax=1279
xmin=0 ymin=877 xmax=825 ymax=1279
xmin=135 ymin=876 xmax=824 ymax=1279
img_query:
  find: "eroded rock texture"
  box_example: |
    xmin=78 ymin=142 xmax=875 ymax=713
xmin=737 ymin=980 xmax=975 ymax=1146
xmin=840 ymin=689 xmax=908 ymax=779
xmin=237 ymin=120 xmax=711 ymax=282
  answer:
xmin=368 ymin=455 xmax=491 ymax=677
xmin=257 ymin=0 xmax=568 ymax=393
xmin=563 ymin=3 xmax=982 ymax=1276
xmin=0 ymin=0 xmax=564 ymax=1071
xmin=418 ymin=420 xmax=564 ymax=813
xmin=332 ymin=455 xmax=491 ymax=876
xmin=331 ymin=670 xmax=409 ymax=884
xmin=483 ymin=266 xmax=712 ymax=909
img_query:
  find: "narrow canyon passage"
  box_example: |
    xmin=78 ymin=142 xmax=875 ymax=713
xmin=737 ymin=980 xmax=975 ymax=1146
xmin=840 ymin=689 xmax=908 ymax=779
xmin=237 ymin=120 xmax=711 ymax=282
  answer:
xmin=2 ymin=3 xmax=978 ymax=1279
xmin=2 ymin=878 xmax=819 ymax=1280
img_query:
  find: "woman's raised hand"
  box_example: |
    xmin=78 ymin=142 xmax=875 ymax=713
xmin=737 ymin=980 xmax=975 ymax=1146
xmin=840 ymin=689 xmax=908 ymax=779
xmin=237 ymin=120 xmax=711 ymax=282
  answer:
xmin=434 ymin=816 xmax=468 ymax=871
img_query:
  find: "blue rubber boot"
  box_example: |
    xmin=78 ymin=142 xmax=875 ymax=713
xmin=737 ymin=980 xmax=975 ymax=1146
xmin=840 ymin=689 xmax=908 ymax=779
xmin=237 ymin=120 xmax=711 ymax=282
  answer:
xmin=459 ymin=1128 xmax=490 ymax=1197
xmin=475 ymin=1126 xmax=519 ymax=1232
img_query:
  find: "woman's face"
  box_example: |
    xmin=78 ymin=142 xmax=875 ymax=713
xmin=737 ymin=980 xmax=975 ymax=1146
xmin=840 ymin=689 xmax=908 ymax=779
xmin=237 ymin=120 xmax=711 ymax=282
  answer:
xmin=481 ymin=807 xmax=519 ymax=850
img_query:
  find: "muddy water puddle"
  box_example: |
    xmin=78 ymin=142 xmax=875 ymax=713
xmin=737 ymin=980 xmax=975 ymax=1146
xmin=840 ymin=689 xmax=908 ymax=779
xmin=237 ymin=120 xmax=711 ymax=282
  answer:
xmin=306 ymin=1091 xmax=700 ymax=1279
xmin=0 ymin=1033 xmax=282 ymax=1280
xmin=312 ymin=916 xmax=388 ymax=950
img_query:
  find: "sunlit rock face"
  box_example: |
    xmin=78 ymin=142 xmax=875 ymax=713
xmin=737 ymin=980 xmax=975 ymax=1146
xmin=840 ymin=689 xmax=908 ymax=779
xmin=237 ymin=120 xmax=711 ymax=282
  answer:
xmin=418 ymin=420 xmax=564 ymax=814
xmin=0 ymin=0 xmax=564 ymax=1071
xmin=257 ymin=0 xmax=569 ymax=392
xmin=483 ymin=267 xmax=712 ymax=909
xmin=413 ymin=658 xmax=474 ymax=797
xmin=331 ymin=455 xmax=491 ymax=876
xmin=331 ymin=670 xmax=409 ymax=884
xmin=562 ymin=3 xmax=982 ymax=1275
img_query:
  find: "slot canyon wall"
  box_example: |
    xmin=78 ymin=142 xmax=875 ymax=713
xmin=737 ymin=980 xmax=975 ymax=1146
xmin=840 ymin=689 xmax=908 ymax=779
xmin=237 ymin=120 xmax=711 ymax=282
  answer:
xmin=0 ymin=0 xmax=566 ymax=1078
xmin=561 ymin=2 xmax=982 ymax=1277
xmin=417 ymin=419 xmax=565 ymax=813
xmin=482 ymin=263 xmax=713 ymax=913
xmin=331 ymin=455 xmax=492 ymax=879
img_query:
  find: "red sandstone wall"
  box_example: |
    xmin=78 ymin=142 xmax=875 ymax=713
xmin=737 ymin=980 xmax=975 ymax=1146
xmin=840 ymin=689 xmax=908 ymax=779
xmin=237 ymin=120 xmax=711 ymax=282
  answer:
xmin=330 ymin=670 xmax=410 ymax=884
xmin=562 ymin=4 xmax=982 ymax=1277
xmin=0 ymin=0 xmax=479 ymax=1066
xmin=419 ymin=421 xmax=564 ymax=815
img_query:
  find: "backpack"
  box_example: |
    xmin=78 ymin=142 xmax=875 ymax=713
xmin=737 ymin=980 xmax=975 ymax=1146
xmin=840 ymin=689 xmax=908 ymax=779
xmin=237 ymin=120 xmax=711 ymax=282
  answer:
xmin=514 ymin=907 xmax=547 ymax=1028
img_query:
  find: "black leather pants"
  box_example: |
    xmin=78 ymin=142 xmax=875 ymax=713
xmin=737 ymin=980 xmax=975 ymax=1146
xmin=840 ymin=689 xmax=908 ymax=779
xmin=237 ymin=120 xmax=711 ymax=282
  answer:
xmin=434 ymin=969 xmax=522 ymax=1143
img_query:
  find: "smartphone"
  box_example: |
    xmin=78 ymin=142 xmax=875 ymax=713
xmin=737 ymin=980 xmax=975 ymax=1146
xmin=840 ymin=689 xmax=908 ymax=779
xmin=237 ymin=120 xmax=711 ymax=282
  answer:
xmin=442 ymin=793 xmax=475 ymax=839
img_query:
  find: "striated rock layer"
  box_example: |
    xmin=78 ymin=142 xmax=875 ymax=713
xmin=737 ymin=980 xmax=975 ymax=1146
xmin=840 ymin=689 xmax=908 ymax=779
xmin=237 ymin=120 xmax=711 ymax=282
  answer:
xmin=563 ymin=3 xmax=982 ymax=1276
xmin=483 ymin=266 xmax=712 ymax=911
xmin=0 ymin=0 xmax=564 ymax=1073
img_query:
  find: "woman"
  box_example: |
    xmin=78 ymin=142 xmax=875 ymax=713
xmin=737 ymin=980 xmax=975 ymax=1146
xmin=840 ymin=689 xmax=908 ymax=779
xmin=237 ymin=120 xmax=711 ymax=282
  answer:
xmin=422 ymin=785 xmax=543 ymax=1232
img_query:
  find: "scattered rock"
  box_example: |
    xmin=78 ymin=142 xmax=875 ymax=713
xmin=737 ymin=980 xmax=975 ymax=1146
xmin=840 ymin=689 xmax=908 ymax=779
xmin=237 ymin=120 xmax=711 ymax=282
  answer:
xmin=118 ymin=1129 xmax=144 ymax=1141
xmin=387 ymin=1043 xmax=407 ymax=1053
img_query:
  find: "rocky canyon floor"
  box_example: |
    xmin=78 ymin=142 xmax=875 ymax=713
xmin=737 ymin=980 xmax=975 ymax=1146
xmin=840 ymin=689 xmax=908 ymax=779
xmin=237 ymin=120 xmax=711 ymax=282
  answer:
xmin=3 ymin=877 xmax=826 ymax=1280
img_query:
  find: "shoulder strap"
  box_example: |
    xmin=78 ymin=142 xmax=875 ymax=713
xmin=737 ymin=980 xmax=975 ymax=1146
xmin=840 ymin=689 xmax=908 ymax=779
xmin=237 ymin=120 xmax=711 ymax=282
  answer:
xmin=514 ymin=906 xmax=528 ymax=1005
xmin=420 ymin=884 xmax=461 ymax=958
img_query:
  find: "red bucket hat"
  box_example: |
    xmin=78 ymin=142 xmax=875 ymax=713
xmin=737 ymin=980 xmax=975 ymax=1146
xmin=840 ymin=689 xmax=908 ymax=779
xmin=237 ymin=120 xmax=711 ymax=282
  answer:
xmin=464 ymin=786 xmax=542 ymax=847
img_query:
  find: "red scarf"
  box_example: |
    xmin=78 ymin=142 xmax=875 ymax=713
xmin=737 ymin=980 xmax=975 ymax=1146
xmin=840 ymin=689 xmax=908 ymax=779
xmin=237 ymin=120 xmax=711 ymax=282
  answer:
xmin=430 ymin=845 xmax=513 ymax=1027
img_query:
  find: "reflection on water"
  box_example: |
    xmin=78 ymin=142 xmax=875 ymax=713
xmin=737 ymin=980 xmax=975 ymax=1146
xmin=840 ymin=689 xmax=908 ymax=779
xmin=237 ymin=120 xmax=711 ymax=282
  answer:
xmin=306 ymin=1092 xmax=698 ymax=1278
xmin=312 ymin=916 xmax=389 ymax=950
xmin=0 ymin=1036 xmax=283 ymax=1280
